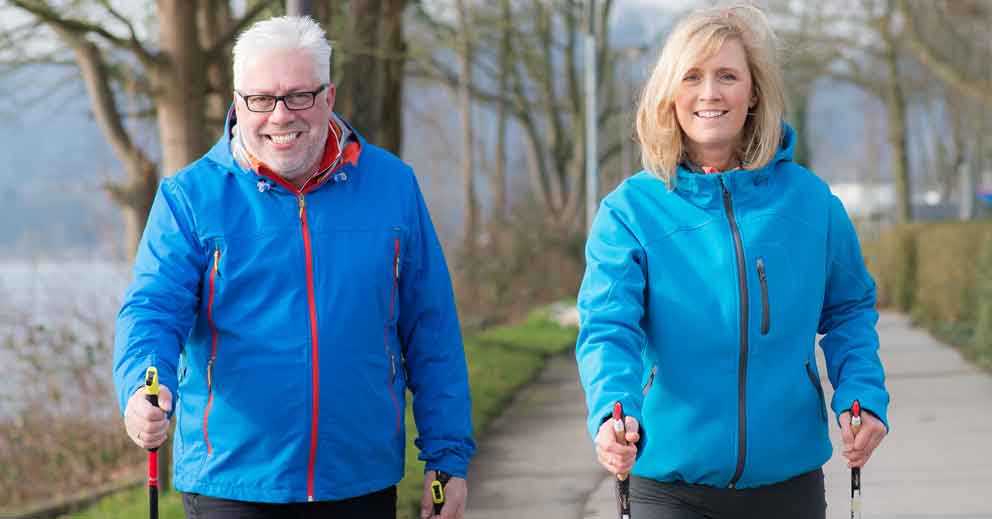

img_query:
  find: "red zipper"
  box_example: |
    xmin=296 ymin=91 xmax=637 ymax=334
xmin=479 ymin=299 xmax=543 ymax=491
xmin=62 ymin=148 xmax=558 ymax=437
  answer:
xmin=299 ymin=194 xmax=321 ymax=502
xmin=383 ymin=237 xmax=402 ymax=434
xmin=203 ymin=247 xmax=221 ymax=455
xmin=254 ymin=175 xmax=334 ymax=501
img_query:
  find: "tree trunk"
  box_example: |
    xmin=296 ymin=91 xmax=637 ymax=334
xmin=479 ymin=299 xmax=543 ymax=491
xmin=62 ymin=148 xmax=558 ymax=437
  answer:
xmin=958 ymin=159 xmax=976 ymax=220
xmin=884 ymin=78 xmax=912 ymax=223
xmin=788 ymin=86 xmax=812 ymax=168
xmin=455 ymin=0 xmax=478 ymax=257
xmin=199 ymin=0 xmax=234 ymax=140
xmin=337 ymin=0 xmax=407 ymax=154
xmin=491 ymin=0 xmax=510 ymax=234
xmin=156 ymin=0 xmax=208 ymax=178
xmin=881 ymin=1 xmax=912 ymax=223
xmin=107 ymin=162 xmax=160 ymax=261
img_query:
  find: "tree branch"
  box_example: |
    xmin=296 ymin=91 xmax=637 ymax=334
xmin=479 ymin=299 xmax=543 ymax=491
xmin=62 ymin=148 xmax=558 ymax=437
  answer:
xmin=95 ymin=0 xmax=147 ymax=58
xmin=50 ymin=23 xmax=152 ymax=174
xmin=410 ymin=56 xmax=522 ymax=115
xmin=895 ymin=0 xmax=992 ymax=106
xmin=9 ymin=0 xmax=157 ymax=67
xmin=206 ymin=0 xmax=280 ymax=62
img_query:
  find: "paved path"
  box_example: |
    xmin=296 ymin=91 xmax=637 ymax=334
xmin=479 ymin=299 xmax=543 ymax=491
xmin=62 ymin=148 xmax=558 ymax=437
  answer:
xmin=465 ymin=312 xmax=992 ymax=519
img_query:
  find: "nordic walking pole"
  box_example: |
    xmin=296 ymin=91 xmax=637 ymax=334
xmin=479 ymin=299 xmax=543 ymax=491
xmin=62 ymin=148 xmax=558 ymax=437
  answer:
xmin=850 ymin=399 xmax=862 ymax=519
xmin=612 ymin=401 xmax=631 ymax=519
xmin=145 ymin=367 xmax=160 ymax=519
xmin=430 ymin=471 xmax=452 ymax=517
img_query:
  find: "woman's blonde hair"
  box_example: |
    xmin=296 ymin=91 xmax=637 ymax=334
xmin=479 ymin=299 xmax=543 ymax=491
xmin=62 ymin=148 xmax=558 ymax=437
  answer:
xmin=635 ymin=4 xmax=785 ymax=186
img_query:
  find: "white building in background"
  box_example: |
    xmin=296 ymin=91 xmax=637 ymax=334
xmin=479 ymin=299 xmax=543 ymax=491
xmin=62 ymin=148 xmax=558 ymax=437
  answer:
xmin=830 ymin=181 xmax=984 ymax=223
xmin=830 ymin=182 xmax=895 ymax=219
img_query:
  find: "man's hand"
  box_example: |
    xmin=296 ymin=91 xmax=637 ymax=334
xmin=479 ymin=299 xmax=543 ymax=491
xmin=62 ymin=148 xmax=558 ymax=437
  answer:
xmin=420 ymin=471 xmax=467 ymax=519
xmin=124 ymin=385 xmax=173 ymax=449
xmin=595 ymin=416 xmax=640 ymax=476
xmin=840 ymin=409 xmax=886 ymax=468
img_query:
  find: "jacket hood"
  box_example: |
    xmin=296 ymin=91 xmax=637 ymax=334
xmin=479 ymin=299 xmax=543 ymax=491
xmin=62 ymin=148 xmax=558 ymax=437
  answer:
xmin=673 ymin=122 xmax=797 ymax=208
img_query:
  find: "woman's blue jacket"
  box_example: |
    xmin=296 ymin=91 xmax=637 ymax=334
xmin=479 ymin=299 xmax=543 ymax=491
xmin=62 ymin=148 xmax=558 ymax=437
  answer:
xmin=577 ymin=124 xmax=889 ymax=489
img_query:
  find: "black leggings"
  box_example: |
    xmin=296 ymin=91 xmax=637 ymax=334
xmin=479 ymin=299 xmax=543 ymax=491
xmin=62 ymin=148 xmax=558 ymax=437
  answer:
xmin=630 ymin=469 xmax=826 ymax=519
xmin=181 ymin=485 xmax=396 ymax=519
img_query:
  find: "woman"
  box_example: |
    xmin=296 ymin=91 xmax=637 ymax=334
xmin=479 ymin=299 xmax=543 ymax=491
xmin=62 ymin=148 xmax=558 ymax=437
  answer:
xmin=575 ymin=5 xmax=889 ymax=518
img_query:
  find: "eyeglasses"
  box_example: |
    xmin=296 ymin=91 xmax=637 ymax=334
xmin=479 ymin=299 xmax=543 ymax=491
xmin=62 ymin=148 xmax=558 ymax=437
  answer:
xmin=236 ymin=84 xmax=327 ymax=113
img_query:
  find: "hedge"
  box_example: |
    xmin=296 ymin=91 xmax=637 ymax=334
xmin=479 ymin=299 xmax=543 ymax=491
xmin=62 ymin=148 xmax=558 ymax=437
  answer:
xmin=864 ymin=220 xmax=992 ymax=368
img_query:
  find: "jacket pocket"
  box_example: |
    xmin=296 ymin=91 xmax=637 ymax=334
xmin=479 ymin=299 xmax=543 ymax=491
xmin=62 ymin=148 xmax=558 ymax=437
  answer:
xmin=757 ymin=257 xmax=770 ymax=335
xmin=642 ymin=364 xmax=657 ymax=396
xmin=805 ymin=361 xmax=827 ymax=423
xmin=204 ymin=246 xmax=221 ymax=455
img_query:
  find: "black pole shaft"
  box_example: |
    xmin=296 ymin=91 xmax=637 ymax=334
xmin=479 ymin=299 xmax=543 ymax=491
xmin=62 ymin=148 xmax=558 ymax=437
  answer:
xmin=149 ymin=486 xmax=158 ymax=519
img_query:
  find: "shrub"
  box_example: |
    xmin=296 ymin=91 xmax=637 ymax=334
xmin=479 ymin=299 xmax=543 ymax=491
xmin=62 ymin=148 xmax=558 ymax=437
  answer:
xmin=0 ymin=316 xmax=143 ymax=514
xmin=970 ymin=238 xmax=992 ymax=368
xmin=865 ymin=224 xmax=918 ymax=311
xmin=911 ymin=222 xmax=992 ymax=328
xmin=866 ymin=220 xmax=992 ymax=370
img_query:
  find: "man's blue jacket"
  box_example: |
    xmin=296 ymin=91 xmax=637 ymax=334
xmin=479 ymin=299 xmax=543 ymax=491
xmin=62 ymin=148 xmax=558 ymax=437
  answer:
xmin=577 ymin=124 xmax=889 ymax=489
xmin=113 ymin=112 xmax=475 ymax=503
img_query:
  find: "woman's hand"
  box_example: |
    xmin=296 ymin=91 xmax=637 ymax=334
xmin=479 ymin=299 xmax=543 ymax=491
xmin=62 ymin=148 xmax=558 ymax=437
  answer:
xmin=840 ymin=409 xmax=886 ymax=468
xmin=595 ymin=416 xmax=640 ymax=476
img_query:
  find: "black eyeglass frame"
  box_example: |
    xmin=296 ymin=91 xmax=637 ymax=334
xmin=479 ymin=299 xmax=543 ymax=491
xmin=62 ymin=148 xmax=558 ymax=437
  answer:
xmin=236 ymin=84 xmax=328 ymax=113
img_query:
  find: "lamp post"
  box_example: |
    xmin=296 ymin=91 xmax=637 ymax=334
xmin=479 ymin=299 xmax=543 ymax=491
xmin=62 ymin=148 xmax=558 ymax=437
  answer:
xmin=287 ymin=0 xmax=311 ymax=16
xmin=585 ymin=0 xmax=598 ymax=233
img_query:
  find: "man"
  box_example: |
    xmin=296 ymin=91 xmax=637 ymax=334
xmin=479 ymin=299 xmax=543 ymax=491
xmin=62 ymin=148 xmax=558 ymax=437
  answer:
xmin=114 ymin=16 xmax=474 ymax=519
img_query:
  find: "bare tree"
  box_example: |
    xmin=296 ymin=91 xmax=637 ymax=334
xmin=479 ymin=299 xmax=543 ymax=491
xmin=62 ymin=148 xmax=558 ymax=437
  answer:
xmin=772 ymin=0 xmax=920 ymax=223
xmin=897 ymin=0 xmax=991 ymax=219
xmin=897 ymin=0 xmax=992 ymax=107
xmin=412 ymin=0 xmax=621 ymax=232
xmin=5 ymin=0 xmax=278 ymax=259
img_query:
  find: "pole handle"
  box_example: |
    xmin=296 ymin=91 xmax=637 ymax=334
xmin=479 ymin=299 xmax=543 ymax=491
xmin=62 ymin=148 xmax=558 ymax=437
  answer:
xmin=144 ymin=367 xmax=160 ymax=452
xmin=144 ymin=367 xmax=160 ymax=519
xmin=850 ymin=399 xmax=862 ymax=519
xmin=612 ymin=401 xmax=632 ymax=519
xmin=431 ymin=471 xmax=452 ymax=516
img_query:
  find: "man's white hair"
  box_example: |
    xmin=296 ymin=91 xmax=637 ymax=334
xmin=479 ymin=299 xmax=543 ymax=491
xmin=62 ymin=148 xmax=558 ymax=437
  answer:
xmin=232 ymin=16 xmax=332 ymax=90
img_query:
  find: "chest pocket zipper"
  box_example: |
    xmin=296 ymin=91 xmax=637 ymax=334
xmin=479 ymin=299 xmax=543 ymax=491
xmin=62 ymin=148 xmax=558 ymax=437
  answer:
xmin=757 ymin=258 xmax=770 ymax=335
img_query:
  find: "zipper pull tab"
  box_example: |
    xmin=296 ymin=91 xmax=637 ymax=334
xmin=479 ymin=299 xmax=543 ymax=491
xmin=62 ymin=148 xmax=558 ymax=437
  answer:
xmin=298 ymin=194 xmax=306 ymax=221
xmin=393 ymin=237 xmax=400 ymax=280
xmin=757 ymin=258 xmax=766 ymax=281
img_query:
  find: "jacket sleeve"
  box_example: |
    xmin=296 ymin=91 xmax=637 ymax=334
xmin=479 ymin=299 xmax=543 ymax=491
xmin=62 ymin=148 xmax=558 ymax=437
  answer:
xmin=113 ymin=179 xmax=205 ymax=415
xmin=818 ymin=194 xmax=890 ymax=430
xmin=398 ymin=173 xmax=476 ymax=478
xmin=576 ymin=199 xmax=648 ymax=446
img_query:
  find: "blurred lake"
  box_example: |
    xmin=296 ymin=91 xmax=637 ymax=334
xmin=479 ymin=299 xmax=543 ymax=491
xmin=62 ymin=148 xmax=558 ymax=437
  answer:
xmin=0 ymin=260 xmax=130 ymax=320
xmin=0 ymin=261 xmax=131 ymax=420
